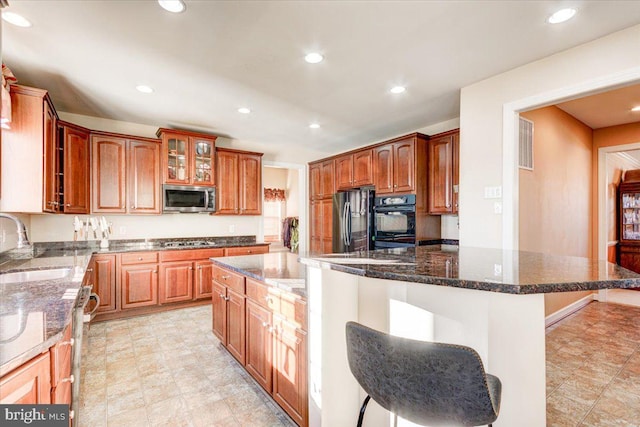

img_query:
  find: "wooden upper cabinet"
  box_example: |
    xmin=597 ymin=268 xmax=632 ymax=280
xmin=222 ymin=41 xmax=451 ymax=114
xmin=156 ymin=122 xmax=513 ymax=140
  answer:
xmin=92 ymin=135 xmax=127 ymax=213
xmin=216 ymin=149 xmax=239 ymax=214
xmin=92 ymin=132 xmax=161 ymax=214
xmin=42 ymin=99 xmax=58 ymax=213
xmin=0 ymin=85 xmax=58 ymax=213
xmin=452 ymin=132 xmax=460 ymax=214
xmin=393 ymin=138 xmax=415 ymax=193
xmin=128 ymin=140 xmax=161 ymax=214
xmin=427 ymin=129 xmax=459 ymax=215
xmin=239 ymin=153 xmax=262 ymax=215
xmin=352 ymin=149 xmax=373 ymax=187
xmin=61 ymin=122 xmax=91 ymax=214
xmin=309 ymin=163 xmax=321 ymax=200
xmin=309 ymin=159 xmax=335 ymax=200
xmin=320 ymin=160 xmax=334 ymax=197
xmin=336 ymin=150 xmax=373 ymax=190
xmin=216 ymin=148 xmax=263 ymax=215
xmin=335 ymin=154 xmax=354 ymax=190
xmin=373 ymin=138 xmax=416 ymax=194
xmin=157 ymin=128 xmax=216 ymax=186
xmin=373 ymin=144 xmax=394 ymax=194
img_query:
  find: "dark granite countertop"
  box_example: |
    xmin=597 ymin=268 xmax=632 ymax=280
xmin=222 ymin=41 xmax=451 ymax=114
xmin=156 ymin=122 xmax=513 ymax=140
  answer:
xmin=0 ymin=236 xmax=269 ymax=376
xmin=210 ymin=252 xmax=306 ymax=298
xmin=0 ymin=251 xmax=92 ymax=376
xmin=300 ymin=245 xmax=640 ymax=294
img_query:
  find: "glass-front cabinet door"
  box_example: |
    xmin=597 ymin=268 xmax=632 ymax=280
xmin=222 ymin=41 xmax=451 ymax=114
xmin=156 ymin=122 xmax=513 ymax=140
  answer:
xmin=622 ymin=190 xmax=640 ymax=241
xmin=165 ymin=134 xmax=190 ymax=184
xmin=158 ymin=128 xmax=217 ymax=186
xmin=192 ymin=137 xmax=215 ymax=186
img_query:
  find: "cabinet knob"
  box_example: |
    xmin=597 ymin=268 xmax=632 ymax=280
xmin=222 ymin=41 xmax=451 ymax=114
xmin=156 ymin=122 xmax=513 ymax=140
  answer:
xmin=138 ymin=257 xmax=143 ymax=261
xmin=153 ymin=270 xmax=158 ymax=273
xmin=86 ymin=268 xmax=94 ymax=272
xmin=219 ymin=294 xmax=225 ymax=299
xmin=221 ymin=275 xmax=230 ymax=280
xmin=394 ymin=184 xmax=398 ymax=188
xmin=66 ymin=203 xmax=71 ymax=207
xmin=189 ymin=267 xmax=193 ymax=270
xmin=446 ymin=203 xmax=451 ymax=208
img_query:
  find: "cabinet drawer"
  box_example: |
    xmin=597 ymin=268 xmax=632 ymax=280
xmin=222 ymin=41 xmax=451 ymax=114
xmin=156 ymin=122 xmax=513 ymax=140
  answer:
xmin=50 ymin=325 xmax=73 ymax=388
xmin=224 ymin=245 xmax=269 ymax=257
xmin=121 ymin=252 xmax=159 ymax=265
xmin=212 ymin=266 xmax=245 ymax=293
xmin=245 ymin=278 xmax=280 ymax=311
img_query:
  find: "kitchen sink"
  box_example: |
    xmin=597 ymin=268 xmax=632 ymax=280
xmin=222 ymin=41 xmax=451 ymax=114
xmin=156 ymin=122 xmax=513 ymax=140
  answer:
xmin=0 ymin=268 xmax=72 ymax=285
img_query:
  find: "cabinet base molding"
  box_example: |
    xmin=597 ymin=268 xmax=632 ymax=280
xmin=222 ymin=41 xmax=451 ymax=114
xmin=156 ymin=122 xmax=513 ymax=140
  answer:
xmin=93 ymin=298 xmax=210 ymax=322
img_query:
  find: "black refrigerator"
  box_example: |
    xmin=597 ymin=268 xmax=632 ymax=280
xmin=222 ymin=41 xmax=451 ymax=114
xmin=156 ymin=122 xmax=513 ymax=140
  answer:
xmin=332 ymin=187 xmax=375 ymax=253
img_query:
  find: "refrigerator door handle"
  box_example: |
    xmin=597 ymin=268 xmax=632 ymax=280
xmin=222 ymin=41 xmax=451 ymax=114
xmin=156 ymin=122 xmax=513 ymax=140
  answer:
xmin=346 ymin=201 xmax=352 ymax=246
xmin=342 ymin=201 xmax=348 ymax=247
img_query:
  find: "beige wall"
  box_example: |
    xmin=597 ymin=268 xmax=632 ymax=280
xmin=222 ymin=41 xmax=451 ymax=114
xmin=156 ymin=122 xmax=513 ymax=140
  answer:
xmin=519 ymin=106 xmax=594 ymax=316
xmin=0 ymin=214 xmax=31 ymax=252
xmin=286 ymin=169 xmax=300 ymax=218
xmin=459 ymin=24 xmax=640 ymax=249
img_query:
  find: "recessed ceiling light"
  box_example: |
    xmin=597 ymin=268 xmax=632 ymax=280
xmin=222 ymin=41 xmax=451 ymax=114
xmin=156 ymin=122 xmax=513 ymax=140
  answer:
xmin=309 ymin=123 xmax=320 ymax=129
xmin=136 ymin=85 xmax=154 ymax=93
xmin=305 ymin=53 xmax=324 ymax=64
xmin=158 ymin=0 xmax=186 ymax=13
xmin=632 ymin=106 xmax=640 ymax=112
xmin=390 ymin=86 xmax=406 ymax=94
xmin=238 ymin=107 xmax=251 ymax=114
xmin=2 ymin=11 xmax=32 ymax=27
xmin=547 ymin=8 xmax=577 ymax=24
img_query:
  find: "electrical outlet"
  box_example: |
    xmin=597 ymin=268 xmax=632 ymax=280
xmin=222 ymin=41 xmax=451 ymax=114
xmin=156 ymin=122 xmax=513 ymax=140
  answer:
xmin=494 ymin=264 xmax=502 ymax=275
xmin=484 ymin=186 xmax=502 ymax=199
xmin=494 ymin=202 xmax=502 ymax=214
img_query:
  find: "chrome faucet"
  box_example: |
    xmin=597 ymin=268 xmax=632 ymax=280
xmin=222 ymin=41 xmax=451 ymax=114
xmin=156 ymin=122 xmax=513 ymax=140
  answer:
xmin=0 ymin=213 xmax=32 ymax=249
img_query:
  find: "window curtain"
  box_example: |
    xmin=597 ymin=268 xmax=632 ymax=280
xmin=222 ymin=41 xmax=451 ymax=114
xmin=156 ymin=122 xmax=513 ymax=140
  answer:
xmin=264 ymin=188 xmax=286 ymax=202
xmin=1 ymin=63 xmax=17 ymax=129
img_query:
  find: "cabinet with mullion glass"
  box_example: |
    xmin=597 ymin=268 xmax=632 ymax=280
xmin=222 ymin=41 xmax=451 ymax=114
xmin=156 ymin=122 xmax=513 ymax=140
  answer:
xmin=158 ymin=129 xmax=216 ymax=186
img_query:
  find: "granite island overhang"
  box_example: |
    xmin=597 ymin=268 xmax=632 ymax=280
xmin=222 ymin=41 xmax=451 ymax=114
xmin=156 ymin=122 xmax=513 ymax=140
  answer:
xmin=299 ymin=245 xmax=640 ymax=427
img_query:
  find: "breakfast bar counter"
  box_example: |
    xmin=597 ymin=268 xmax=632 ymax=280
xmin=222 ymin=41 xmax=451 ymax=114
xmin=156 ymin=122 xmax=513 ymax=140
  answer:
xmin=300 ymin=245 xmax=640 ymax=427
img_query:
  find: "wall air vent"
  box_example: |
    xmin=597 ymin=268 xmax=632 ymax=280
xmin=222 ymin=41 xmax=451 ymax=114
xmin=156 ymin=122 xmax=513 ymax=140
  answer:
xmin=519 ymin=117 xmax=534 ymax=170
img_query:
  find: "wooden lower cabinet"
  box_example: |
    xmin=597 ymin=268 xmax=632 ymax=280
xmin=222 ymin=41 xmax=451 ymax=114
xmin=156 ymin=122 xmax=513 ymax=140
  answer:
xmin=0 ymin=352 xmax=51 ymax=404
xmin=273 ymin=316 xmax=307 ymax=426
xmin=194 ymin=260 xmax=214 ymax=299
xmin=212 ymin=266 xmax=247 ymax=365
xmin=159 ymin=261 xmax=193 ymax=303
xmin=121 ymin=264 xmax=158 ymax=309
xmin=226 ymin=289 xmax=246 ymax=365
xmin=92 ymin=254 xmax=117 ymax=313
xmin=212 ymin=271 xmax=308 ymax=426
xmin=245 ymin=300 xmax=273 ymax=391
xmin=212 ymin=281 xmax=228 ymax=342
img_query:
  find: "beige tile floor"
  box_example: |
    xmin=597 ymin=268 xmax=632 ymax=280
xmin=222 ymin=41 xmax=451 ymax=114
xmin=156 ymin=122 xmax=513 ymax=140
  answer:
xmin=77 ymin=305 xmax=295 ymax=427
xmin=546 ymin=301 xmax=640 ymax=426
xmin=78 ymin=300 xmax=640 ymax=426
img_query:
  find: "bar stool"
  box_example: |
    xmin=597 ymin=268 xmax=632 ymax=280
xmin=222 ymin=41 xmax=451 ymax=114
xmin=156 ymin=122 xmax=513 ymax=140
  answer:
xmin=345 ymin=321 xmax=501 ymax=427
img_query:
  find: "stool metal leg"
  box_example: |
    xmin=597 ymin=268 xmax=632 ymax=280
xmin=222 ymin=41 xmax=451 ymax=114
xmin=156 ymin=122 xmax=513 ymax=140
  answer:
xmin=357 ymin=395 xmax=371 ymax=427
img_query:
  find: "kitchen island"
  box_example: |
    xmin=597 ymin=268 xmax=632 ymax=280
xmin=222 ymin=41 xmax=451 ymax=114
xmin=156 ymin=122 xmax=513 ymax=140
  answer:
xmin=300 ymin=245 xmax=640 ymax=427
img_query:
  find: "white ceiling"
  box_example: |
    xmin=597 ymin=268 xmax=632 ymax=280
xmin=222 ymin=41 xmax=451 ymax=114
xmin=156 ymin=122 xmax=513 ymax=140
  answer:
xmin=3 ymin=1 xmax=640 ymax=155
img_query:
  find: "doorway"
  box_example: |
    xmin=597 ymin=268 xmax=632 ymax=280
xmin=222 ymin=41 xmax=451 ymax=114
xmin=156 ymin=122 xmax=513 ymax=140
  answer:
xmin=262 ymin=163 xmax=304 ymax=253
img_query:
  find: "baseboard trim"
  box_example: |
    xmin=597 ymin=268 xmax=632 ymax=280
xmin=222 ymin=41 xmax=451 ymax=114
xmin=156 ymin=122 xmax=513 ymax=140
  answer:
xmin=545 ymin=294 xmax=596 ymax=328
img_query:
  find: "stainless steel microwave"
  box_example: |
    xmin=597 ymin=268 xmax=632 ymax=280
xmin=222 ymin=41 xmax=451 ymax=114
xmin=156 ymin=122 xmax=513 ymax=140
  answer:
xmin=163 ymin=185 xmax=216 ymax=213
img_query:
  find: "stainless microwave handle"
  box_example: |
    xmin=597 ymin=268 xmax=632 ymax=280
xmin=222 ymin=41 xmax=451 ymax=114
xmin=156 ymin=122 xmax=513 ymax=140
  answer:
xmin=204 ymin=189 xmax=209 ymax=208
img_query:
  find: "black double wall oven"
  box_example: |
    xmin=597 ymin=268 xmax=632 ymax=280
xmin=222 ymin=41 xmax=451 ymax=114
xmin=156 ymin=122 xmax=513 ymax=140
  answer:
xmin=373 ymin=194 xmax=417 ymax=248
